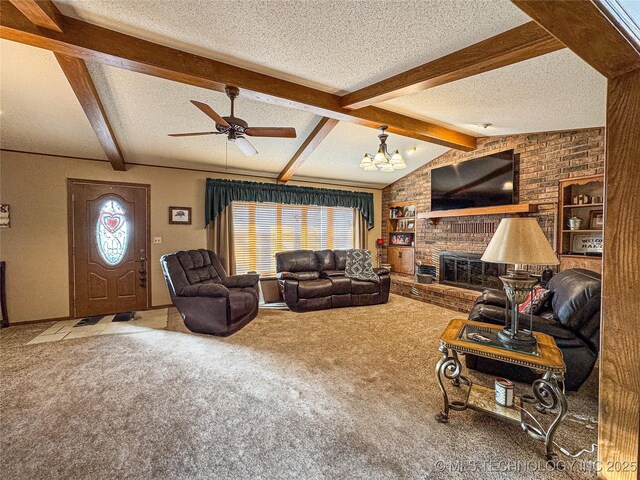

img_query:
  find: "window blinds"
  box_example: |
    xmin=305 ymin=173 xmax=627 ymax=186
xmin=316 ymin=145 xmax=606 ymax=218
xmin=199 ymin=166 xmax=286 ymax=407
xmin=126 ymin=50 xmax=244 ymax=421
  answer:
xmin=233 ymin=201 xmax=355 ymax=275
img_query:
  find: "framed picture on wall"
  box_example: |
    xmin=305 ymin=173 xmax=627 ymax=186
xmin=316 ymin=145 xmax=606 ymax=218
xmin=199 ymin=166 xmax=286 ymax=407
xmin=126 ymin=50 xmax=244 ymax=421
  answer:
xmin=169 ymin=206 xmax=192 ymax=225
xmin=0 ymin=204 xmax=9 ymax=228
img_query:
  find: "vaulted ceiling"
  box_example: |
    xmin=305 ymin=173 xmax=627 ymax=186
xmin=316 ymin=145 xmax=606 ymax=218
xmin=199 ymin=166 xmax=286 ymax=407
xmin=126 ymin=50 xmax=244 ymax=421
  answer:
xmin=0 ymin=0 xmax=608 ymax=187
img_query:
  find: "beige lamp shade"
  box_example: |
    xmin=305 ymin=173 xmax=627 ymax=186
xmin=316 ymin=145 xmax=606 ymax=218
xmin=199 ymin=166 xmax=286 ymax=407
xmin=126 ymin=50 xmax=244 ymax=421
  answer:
xmin=482 ymin=217 xmax=559 ymax=265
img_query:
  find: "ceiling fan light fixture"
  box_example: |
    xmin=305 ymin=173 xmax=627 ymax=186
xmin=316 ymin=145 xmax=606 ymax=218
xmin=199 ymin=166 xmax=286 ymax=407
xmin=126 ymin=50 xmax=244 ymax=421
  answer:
xmin=361 ymin=125 xmax=405 ymax=174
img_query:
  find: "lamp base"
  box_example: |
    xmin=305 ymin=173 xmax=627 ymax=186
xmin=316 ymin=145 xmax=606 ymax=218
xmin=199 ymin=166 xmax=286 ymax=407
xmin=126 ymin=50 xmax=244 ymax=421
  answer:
xmin=498 ymin=328 xmax=537 ymax=348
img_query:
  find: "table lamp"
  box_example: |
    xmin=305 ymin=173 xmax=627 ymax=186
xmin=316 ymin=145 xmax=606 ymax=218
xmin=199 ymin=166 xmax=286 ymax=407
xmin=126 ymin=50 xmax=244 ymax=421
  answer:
xmin=481 ymin=217 xmax=560 ymax=348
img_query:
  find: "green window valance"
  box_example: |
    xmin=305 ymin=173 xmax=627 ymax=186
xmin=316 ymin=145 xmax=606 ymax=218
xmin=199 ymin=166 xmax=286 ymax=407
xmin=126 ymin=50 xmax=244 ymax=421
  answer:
xmin=205 ymin=179 xmax=374 ymax=230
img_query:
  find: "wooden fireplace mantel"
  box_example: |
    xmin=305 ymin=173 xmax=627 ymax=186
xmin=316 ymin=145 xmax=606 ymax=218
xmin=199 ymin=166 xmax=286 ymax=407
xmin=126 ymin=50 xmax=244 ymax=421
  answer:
xmin=417 ymin=203 xmax=538 ymax=224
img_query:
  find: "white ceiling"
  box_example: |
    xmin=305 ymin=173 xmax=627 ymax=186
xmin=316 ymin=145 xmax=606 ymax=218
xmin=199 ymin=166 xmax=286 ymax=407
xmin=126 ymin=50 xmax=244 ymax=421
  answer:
xmin=381 ymin=49 xmax=607 ymax=136
xmin=0 ymin=1 xmax=609 ymax=187
xmin=0 ymin=40 xmax=107 ymax=160
xmin=56 ymin=0 xmax=531 ymax=94
xmin=87 ymin=62 xmax=319 ymax=174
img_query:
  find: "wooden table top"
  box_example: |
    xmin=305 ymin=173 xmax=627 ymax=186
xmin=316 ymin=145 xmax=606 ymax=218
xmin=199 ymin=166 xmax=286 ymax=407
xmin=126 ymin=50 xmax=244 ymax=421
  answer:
xmin=440 ymin=319 xmax=566 ymax=373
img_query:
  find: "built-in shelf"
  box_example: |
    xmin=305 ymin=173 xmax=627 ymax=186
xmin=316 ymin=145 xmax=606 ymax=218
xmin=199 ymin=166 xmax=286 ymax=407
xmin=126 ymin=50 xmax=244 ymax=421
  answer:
xmin=418 ymin=203 xmax=538 ymax=224
xmin=563 ymin=203 xmax=604 ymax=208
xmin=561 ymin=229 xmax=603 ymax=233
xmin=390 ymin=216 xmax=415 ymax=220
xmin=560 ymin=254 xmax=603 ymax=259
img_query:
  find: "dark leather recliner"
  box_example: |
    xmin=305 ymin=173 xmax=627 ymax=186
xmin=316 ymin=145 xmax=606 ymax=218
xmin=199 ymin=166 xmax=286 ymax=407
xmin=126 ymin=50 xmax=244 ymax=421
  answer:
xmin=275 ymin=249 xmax=390 ymax=312
xmin=161 ymin=249 xmax=259 ymax=336
xmin=467 ymin=268 xmax=601 ymax=391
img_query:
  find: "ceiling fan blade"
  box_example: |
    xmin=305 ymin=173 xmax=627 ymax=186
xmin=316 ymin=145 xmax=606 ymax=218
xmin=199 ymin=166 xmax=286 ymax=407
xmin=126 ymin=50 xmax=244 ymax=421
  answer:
xmin=245 ymin=127 xmax=297 ymax=138
xmin=232 ymin=136 xmax=258 ymax=156
xmin=168 ymin=131 xmax=219 ymax=137
xmin=190 ymin=100 xmax=230 ymax=127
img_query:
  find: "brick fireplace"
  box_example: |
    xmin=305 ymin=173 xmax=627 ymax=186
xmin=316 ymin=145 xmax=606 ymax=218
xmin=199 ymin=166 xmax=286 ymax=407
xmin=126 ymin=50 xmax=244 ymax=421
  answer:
xmin=383 ymin=128 xmax=605 ymax=310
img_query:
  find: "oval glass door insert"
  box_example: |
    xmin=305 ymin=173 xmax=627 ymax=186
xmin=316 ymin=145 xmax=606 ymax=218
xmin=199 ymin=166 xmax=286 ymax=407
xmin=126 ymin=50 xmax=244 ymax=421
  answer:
xmin=96 ymin=198 xmax=128 ymax=265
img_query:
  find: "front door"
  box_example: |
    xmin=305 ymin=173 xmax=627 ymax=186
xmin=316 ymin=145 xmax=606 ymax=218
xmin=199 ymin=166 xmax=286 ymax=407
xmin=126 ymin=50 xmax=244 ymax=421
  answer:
xmin=69 ymin=180 xmax=150 ymax=318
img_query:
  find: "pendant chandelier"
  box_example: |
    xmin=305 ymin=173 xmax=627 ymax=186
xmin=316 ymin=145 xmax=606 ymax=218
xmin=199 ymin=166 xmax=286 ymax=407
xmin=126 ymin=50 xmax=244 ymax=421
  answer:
xmin=360 ymin=125 xmax=407 ymax=172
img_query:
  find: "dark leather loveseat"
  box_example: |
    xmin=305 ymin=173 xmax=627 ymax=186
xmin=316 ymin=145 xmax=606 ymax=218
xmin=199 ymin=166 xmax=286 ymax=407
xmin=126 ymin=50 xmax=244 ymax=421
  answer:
xmin=275 ymin=249 xmax=390 ymax=312
xmin=467 ymin=268 xmax=601 ymax=391
xmin=161 ymin=249 xmax=259 ymax=336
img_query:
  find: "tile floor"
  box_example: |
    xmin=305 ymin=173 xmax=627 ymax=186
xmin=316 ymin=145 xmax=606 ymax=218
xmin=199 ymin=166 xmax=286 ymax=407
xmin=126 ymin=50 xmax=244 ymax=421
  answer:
xmin=27 ymin=308 xmax=169 ymax=345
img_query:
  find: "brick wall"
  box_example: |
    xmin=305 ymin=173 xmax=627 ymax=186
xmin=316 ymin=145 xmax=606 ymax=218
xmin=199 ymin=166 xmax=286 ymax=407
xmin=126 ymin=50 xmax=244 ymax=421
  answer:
xmin=382 ymin=128 xmax=605 ymax=273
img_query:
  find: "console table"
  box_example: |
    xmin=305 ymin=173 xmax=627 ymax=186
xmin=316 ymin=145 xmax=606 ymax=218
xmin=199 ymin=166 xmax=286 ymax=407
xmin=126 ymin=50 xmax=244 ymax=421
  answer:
xmin=435 ymin=319 xmax=567 ymax=465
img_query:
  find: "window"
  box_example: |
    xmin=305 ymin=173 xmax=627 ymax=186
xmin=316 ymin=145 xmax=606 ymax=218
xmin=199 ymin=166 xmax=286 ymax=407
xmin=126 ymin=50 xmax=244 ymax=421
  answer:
xmin=233 ymin=201 xmax=355 ymax=275
xmin=96 ymin=198 xmax=128 ymax=266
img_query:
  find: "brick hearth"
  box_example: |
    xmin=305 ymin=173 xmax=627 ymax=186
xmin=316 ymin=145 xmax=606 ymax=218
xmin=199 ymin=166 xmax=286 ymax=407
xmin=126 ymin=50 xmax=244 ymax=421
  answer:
xmin=391 ymin=275 xmax=479 ymax=313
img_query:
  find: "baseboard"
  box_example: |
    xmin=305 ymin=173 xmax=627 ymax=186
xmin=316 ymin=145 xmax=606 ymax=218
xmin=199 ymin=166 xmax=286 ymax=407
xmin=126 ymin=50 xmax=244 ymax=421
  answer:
xmin=4 ymin=304 xmax=176 ymax=327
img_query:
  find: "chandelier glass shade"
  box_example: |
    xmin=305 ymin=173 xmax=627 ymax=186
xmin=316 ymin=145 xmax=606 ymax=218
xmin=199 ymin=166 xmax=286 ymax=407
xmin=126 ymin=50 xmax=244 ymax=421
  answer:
xmin=360 ymin=125 xmax=407 ymax=172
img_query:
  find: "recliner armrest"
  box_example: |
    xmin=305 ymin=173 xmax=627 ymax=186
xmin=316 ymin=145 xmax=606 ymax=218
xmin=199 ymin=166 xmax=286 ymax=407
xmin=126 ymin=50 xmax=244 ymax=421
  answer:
xmin=179 ymin=283 xmax=229 ymax=298
xmin=475 ymin=288 xmax=507 ymax=308
xmin=374 ymin=267 xmax=390 ymax=275
xmin=276 ymin=271 xmax=320 ymax=281
xmin=222 ymin=274 xmax=259 ymax=288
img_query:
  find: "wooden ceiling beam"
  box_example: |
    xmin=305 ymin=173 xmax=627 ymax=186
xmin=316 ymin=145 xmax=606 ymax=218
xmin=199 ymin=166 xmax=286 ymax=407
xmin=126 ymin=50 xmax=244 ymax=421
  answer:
xmin=512 ymin=0 xmax=640 ymax=79
xmin=340 ymin=21 xmax=564 ymax=110
xmin=0 ymin=2 xmax=476 ymax=151
xmin=278 ymin=117 xmax=338 ymax=183
xmin=55 ymin=53 xmax=126 ymax=171
xmin=7 ymin=0 xmax=63 ymax=32
xmin=6 ymin=0 xmax=126 ymax=170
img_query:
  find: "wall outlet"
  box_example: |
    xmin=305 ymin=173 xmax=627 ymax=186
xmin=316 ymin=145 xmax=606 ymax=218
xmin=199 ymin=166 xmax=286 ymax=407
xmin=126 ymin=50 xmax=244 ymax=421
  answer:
xmin=153 ymin=237 xmax=162 ymax=244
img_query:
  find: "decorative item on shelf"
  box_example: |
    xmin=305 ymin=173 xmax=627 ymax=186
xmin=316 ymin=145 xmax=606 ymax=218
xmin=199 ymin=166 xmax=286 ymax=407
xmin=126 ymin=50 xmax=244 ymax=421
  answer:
xmin=573 ymin=194 xmax=591 ymax=205
xmin=571 ymin=234 xmax=603 ymax=254
xmin=406 ymin=220 xmax=415 ymax=231
xmin=169 ymin=206 xmax=192 ymax=225
xmin=375 ymin=238 xmax=385 ymax=267
xmin=390 ymin=233 xmax=413 ymax=246
xmin=482 ymin=217 xmax=560 ymax=348
xmin=359 ymin=125 xmax=407 ymax=172
xmin=567 ymin=215 xmax=583 ymax=230
xmin=589 ymin=210 xmax=604 ymax=229
xmin=495 ymin=378 xmax=514 ymax=407
xmin=592 ymin=196 xmax=603 ymax=204
xmin=403 ymin=206 xmax=415 ymax=217
xmin=0 ymin=204 xmax=9 ymax=228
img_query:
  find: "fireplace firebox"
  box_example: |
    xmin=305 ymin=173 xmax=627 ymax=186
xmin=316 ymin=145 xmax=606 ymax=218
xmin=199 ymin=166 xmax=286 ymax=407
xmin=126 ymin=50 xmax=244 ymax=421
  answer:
xmin=439 ymin=251 xmax=506 ymax=291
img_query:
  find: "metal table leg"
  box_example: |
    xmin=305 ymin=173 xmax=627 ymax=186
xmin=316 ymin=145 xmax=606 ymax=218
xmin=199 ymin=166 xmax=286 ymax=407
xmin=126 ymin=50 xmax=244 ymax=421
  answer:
xmin=521 ymin=371 xmax=568 ymax=465
xmin=435 ymin=344 xmax=471 ymax=423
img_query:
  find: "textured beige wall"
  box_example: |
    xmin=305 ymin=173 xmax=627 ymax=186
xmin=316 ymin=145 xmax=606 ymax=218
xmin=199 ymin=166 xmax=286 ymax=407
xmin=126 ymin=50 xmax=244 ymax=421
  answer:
xmin=0 ymin=151 xmax=382 ymax=323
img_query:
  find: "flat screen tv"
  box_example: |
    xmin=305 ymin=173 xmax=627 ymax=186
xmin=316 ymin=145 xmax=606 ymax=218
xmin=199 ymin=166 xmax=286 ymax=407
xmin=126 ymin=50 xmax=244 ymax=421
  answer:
xmin=431 ymin=150 xmax=515 ymax=211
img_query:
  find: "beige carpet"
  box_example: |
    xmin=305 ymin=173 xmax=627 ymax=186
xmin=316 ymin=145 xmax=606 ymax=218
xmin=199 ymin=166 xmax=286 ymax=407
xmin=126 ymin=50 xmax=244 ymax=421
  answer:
xmin=0 ymin=295 xmax=598 ymax=479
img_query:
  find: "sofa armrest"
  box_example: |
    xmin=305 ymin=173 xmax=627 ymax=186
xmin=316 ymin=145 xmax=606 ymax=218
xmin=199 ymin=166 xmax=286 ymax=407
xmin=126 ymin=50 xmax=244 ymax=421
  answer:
xmin=374 ymin=267 xmax=391 ymax=275
xmin=276 ymin=271 xmax=320 ymax=281
xmin=179 ymin=283 xmax=229 ymax=298
xmin=222 ymin=274 xmax=259 ymax=288
xmin=475 ymin=288 xmax=507 ymax=308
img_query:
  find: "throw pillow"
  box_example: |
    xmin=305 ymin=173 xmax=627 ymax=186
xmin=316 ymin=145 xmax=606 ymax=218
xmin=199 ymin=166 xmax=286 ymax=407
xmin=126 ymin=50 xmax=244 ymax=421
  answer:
xmin=345 ymin=249 xmax=380 ymax=283
xmin=519 ymin=286 xmax=552 ymax=315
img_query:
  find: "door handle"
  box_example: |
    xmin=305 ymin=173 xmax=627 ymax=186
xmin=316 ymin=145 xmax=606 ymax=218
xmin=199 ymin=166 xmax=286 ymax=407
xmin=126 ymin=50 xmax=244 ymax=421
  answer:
xmin=139 ymin=257 xmax=147 ymax=288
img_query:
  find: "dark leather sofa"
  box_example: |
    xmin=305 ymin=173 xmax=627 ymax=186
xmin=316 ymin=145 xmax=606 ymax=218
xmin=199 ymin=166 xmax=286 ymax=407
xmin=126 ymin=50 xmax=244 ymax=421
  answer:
xmin=467 ymin=268 xmax=601 ymax=391
xmin=275 ymin=249 xmax=390 ymax=312
xmin=161 ymin=249 xmax=259 ymax=336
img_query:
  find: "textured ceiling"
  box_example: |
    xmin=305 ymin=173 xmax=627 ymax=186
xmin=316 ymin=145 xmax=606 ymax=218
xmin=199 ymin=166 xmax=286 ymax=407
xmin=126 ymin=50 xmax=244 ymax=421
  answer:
xmin=295 ymin=122 xmax=449 ymax=185
xmin=86 ymin=62 xmax=318 ymax=174
xmin=56 ymin=0 xmax=530 ymax=94
xmin=0 ymin=1 xmax=610 ymax=188
xmin=0 ymin=40 xmax=107 ymax=160
xmin=381 ymin=49 xmax=606 ymax=136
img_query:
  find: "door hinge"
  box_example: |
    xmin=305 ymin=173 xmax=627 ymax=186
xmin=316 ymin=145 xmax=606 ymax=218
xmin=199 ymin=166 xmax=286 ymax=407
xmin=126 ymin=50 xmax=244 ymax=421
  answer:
xmin=71 ymin=193 xmax=75 ymax=202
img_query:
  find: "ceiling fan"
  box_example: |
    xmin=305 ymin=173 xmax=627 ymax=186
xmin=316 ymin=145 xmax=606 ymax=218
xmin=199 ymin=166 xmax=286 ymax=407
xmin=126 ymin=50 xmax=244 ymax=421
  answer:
xmin=168 ymin=85 xmax=297 ymax=156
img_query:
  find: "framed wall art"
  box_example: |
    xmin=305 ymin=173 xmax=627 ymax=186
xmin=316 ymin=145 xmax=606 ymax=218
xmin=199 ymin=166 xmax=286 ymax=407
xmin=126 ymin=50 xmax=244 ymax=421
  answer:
xmin=169 ymin=206 xmax=192 ymax=225
xmin=0 ymin=204 xmax=9 ymax=228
